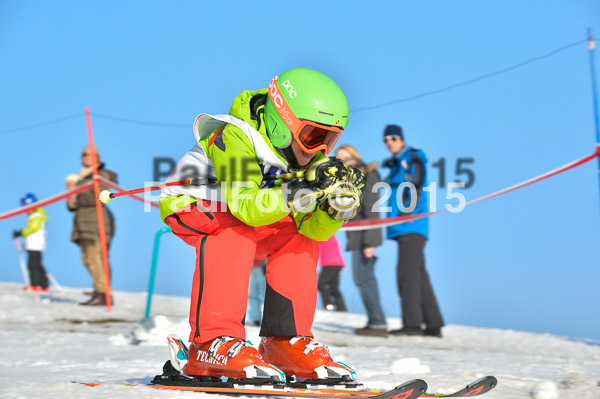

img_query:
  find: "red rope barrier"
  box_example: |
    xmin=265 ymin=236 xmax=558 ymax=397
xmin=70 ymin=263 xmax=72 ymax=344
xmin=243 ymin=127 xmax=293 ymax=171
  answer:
xmin=2 ymin=149 xmax=598 ymax=231
xmin=96 ymin=176 xmax=159 ymax=208
xmin=0 ymin=182 xmax=94 ymax=221
xmin=341 ymin=149 xmax=599 ymax=231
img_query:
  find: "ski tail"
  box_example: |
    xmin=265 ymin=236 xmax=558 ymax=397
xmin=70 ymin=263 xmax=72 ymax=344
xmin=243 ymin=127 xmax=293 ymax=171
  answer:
xmin=167 ymin=334 xmax=189 ymax=373
xmin=421 ymin=376 xmax=497 ymax=398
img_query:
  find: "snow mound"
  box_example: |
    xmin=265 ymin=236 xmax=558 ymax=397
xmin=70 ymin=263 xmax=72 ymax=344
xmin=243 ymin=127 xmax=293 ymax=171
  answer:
xmin=531 ymin=380 xmax=559 ymax=399
xmin=131 ymin=315 xmax=189 ymax=345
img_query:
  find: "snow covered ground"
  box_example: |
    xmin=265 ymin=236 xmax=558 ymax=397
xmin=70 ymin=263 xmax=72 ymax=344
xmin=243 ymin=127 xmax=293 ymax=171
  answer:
xmin=0 ymin=282 xmax=598 ymax=399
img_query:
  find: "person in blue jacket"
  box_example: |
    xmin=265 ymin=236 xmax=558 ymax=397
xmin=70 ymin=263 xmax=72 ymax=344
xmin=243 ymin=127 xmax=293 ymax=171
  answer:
xmin=382 ymin=124 xmax=444 ymax=338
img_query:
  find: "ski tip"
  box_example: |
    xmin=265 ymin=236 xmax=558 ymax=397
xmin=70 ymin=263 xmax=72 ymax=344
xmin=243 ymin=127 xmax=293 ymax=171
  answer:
xmin=375 ymin=379 xmax=427 ymax=399
xmin=75 ymin=382 xmax=100 ymax=387
xmin=422 ymin=375 xmax=498 ymax=398
xmin=484 ymin=375 xmax=497 ymax=386
xmin=462 ymin=375 xmax=497 ymax=396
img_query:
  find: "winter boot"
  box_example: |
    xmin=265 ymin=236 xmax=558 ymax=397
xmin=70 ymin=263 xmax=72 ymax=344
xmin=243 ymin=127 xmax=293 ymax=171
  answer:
xmin=355 ymin=326 xmax=389 ymax=337
xmin=79 ymin=292 xmax=114 ymax=306
xmin=389 ymin=327 xmax=424 ymax=336
xmin=424 ymin=327 xmax=443 ymax=338
xmin=172 ymin=335 xmax=285 ymax=382
xmin=259 ymin=336 xmax=356 ymax=381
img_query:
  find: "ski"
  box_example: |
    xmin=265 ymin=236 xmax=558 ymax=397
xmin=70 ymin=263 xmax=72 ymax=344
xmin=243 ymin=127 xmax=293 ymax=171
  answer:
xmin=76 ymin=378 xmax=428 ymax=399
xmin=280 ymin=376 xmax=497 ymax=398
xmin=151 ymin=379 xmax=426 ymax=398
xmin=420 ymin=376 xmax=497 ymax=398
xmin=75 ymin=376 xmax=497 ymax=398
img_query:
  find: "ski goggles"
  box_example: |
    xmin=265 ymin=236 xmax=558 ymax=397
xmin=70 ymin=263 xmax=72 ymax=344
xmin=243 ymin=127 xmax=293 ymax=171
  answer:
xmin=268 ymin=76 xmax=343 ymax=155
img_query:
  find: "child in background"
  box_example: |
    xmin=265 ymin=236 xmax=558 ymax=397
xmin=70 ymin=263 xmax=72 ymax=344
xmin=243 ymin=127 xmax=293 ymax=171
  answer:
xmin=13 ymin=193 xmax=50 ymax=292
xmin=318 ymin=235 xmax=347 ymax=311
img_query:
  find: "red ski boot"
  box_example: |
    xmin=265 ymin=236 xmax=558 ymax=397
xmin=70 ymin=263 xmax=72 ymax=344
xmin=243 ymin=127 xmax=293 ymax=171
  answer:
xmin=181 ymin=336 xmax=285 ymax=382
xmin=259 ymin=336 xmax=356 ymax=381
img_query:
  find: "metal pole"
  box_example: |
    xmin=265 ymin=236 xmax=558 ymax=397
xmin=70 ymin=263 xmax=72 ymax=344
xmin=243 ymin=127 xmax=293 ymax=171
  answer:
xmin=47 ymin=274 xmax=65 ymax=293
xmin=587 ymin=28 xmax=600 ymax=210
xmin=145 ymin=227 xmax=172 ymax=318
xmin=14 ymin=237 xmax=30 ymax=286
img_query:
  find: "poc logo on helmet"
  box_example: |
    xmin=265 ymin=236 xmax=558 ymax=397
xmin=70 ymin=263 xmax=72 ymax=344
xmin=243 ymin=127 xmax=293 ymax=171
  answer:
xmin=269 ymin=77 xmax=284 ymax=108
xmin=268 ymin=77 xmax=293 ymax=126
xmin=281 ymin=80 xmax=297 ymax=99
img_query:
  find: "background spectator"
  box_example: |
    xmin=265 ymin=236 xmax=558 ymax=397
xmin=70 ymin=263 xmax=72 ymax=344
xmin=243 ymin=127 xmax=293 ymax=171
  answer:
xmin=318 ymin=235 xmax=347 ymax=311
xmin=13 ymin=193 xmax=49 ymax=292
xmin=67 ymin=144 xmax=117 ymax=306
xmin=335 ymin=144 xmax=386 ymax=337
xmin=382 ymin=124 xmax=444 ymax=338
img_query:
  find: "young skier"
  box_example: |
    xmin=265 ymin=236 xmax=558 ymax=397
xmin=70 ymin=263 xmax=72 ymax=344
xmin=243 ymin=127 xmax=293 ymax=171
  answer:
xmin=13 ymin=193 xmax=50 ymax=292
xmin=159 ymin=68 xmax=363 ymax=382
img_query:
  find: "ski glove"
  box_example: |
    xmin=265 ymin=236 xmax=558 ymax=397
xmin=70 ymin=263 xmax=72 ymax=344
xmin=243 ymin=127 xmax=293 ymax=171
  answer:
xmin=285 ymin=157 xmax=351 ymax=213
xmin=324 ymin=185 xmax=362 ymax=220
xmin=324 ymin=165 xmax=365 ymax=221
xmin=346 ymin=165 xmax=365 ymax=192
xmin=13 ymin=230 xmax=22 ymax=239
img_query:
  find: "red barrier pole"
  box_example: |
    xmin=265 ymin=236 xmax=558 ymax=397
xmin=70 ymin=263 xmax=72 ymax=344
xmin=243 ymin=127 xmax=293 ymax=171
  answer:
xmin=84 ymin=107 xmax=112 ymax=311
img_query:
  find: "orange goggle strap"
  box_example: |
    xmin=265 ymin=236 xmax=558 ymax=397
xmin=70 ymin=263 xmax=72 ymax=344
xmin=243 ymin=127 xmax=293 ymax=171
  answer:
xmin=268 ymin=76 xmax=342 ymax=154
xmin=268 ymin=76 xmax=303 ymax=133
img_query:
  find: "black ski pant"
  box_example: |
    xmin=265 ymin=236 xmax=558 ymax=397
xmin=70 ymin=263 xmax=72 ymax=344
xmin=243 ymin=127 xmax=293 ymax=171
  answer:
xmin=394 ymin=234 xmax=444 ymax=329
xmin=318 ymin=266 xmax=347 ymax=311
xmin=27 ymin=250 xmax=49 ymax=289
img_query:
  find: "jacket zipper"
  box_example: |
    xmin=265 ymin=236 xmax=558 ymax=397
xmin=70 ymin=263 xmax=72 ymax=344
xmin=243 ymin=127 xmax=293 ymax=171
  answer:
xmin=191 ymin=201 xmax=214 ymax=220
xmin=171 ymin=213 xmax=208 ymax=235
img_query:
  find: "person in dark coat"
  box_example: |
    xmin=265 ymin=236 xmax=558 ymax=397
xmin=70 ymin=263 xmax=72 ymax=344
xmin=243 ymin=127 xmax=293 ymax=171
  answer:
xmin=382 ymin=124 xmax=444 ymax=338
xmin=67 ymin=144 xmax=117 ymax=306
xmin=335 ymin=144 xmax=387 ymax=337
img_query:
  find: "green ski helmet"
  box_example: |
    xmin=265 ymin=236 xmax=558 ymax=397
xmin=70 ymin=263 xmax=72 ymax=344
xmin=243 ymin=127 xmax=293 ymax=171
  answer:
xmin=264 ymin=68 xmax=349 ymax=167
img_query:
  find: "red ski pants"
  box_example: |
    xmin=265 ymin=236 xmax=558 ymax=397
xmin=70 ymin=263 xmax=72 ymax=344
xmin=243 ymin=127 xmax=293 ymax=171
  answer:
xmin=166 ymin=200 xmax=319 ymax=344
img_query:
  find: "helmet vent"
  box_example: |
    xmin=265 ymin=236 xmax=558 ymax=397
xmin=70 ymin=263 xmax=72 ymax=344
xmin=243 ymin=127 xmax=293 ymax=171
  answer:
xmin=318 ymin=111 xmax=334 ymax=116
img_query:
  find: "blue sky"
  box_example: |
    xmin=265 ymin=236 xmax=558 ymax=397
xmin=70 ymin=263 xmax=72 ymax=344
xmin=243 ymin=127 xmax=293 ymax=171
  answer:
xmin=1 ymin=1 xmax=599 ymax=340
